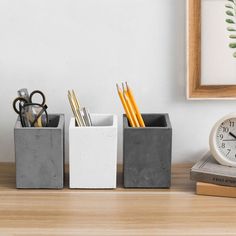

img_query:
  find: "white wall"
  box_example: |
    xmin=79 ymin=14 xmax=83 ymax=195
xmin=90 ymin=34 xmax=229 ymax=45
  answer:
xmin=1 ymin=0 xmax=236 ymax=163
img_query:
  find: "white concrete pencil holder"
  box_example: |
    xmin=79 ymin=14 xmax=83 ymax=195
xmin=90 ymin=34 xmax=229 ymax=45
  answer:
xmin=69 ymin=114 xmax=118 ymax=189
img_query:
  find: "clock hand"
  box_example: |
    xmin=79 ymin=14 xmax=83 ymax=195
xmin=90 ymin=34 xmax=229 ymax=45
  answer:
xmin=223 ymin=139 xmax=236 ymax=141
xmin=229 ymin=132 xmax=236 ymax=139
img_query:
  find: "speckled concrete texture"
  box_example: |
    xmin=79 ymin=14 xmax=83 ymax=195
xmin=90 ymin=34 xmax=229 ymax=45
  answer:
xmin=14 ymin=114 xmax=64 ymax=189
xmin=123 ymin=114 xmax=172 ymax=188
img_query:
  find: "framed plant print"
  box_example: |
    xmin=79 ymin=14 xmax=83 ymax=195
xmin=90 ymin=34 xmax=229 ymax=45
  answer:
xmin=188 ymin=0 xmax=236 ymax=99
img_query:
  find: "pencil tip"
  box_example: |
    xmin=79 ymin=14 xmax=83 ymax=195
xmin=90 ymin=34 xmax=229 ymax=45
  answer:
xmin=116 ymin=83 xmax=120 ymax=91
xmin=125 ymin=82 xmax=129 ymax=89
xmin=122 ymin=82 xmax=125 ymax=91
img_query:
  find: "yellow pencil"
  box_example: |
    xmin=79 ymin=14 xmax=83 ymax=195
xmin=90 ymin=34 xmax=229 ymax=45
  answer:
xmin=122 ymin=83 xmax=140 ymax=127
xmin=116 ymin=84 xmax=135 ymax=127
xmin=126 ymin=82 xmax=145 ymax=127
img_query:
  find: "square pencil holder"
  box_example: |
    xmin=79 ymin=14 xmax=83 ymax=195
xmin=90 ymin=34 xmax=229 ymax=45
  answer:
xmin=14 ymin=114 xmax=65 ymax=189
xmin=123 ymin=113 xmax=172 ymax=188
xmin=69 ymin=114 xmax=117 ymax=189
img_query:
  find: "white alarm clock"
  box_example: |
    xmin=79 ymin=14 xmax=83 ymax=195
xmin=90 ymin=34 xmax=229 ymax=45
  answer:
xmin=209 ymin=113 xmax=236 ymax=167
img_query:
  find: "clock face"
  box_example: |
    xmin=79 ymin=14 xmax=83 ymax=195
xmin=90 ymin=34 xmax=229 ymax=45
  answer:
xmin=216 ymin=118 xmax=236 ymax=163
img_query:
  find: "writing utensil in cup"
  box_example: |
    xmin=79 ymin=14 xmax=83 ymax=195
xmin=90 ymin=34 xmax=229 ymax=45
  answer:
xmin=122 ymin=83 xmax=140 ymax=127
xmin=68 ymin=90 xmax=92 ymax=127
xmin=116 ymin=84 xmax=135 ymax=127
xmin=116 ymin=82 xmax=145 ymax=128
xmin=125 ymin=82 xmax=145 ymax=127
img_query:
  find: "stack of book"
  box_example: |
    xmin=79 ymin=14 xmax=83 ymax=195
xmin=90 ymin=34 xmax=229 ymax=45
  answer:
xmin=190 ymin=152 xmax=236 ymax=198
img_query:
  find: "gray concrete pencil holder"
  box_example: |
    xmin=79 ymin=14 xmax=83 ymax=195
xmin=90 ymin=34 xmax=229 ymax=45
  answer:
xmin=123 ymin=113 xmax=172 ymax=188
xmin=14 ymin=114 xmax=65 ymax=189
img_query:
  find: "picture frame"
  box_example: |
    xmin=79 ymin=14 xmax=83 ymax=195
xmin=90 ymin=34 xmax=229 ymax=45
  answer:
xmin=187 ymin=0 xmax=236 ymax=99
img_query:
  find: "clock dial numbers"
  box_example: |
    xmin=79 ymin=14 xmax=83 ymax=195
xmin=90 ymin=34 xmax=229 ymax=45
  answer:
xmin=216 ymin=118 xmax=236 ymax=162
xmin=222 ymin=127 xmax=229 ymax=133
xmin=226 ymin=149 xmax=231 ymax=156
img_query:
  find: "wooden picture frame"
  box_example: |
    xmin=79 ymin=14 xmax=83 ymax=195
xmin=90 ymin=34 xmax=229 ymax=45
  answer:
xmin=187 ymin=0 xmax=236 ymax=99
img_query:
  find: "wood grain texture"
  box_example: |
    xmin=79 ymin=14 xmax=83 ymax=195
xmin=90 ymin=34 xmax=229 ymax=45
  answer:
xmin=0 ymin=163 xmax=236 ymax=235
xmin=187 ymin=0 xmax=236 ymax=99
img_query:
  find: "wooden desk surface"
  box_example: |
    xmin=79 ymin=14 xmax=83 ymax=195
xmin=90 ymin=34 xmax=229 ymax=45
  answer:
xmin=0 ymin=163 xmax=235 ymax=236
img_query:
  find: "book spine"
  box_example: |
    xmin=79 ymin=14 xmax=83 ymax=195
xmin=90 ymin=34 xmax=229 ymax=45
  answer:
xmin=190 ymin=171 xmax=236 ymax=187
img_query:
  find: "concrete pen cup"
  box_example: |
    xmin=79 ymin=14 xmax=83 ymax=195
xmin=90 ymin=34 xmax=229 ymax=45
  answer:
xmin=69 ymin=114 xmax=117 ymax=189
xmin=123 ymin=113 xmax=172 ymax=188
xmin=14 ymin=114 xmax=65 ymax=189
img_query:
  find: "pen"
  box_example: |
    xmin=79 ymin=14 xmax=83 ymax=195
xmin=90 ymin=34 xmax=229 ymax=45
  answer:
xmin=68 ymin=92 xmax=82 ymax=126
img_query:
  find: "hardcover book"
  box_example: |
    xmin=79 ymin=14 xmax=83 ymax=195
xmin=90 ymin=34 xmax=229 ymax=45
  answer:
xmin=190 ymin=152 xmax=236 ymax=187
xmin=196 ymin=182 xmax=236 ymax=198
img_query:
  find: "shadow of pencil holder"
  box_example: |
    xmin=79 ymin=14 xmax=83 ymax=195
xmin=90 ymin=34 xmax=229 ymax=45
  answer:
xmin=14 ymin=114 xmax=65 ymax=189
xmin=123 ymin=113 xmax=172 ymax=188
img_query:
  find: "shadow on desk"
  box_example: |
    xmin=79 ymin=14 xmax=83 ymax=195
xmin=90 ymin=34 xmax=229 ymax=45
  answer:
xmin=0 ymin=163 xmax=195 ymax=192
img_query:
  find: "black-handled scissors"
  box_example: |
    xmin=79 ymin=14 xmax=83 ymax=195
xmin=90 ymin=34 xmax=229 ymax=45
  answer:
xmin=13 ymin=90 xmax=46 ymax=114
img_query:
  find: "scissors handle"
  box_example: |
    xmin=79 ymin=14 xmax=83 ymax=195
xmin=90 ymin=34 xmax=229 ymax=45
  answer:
xmin=29 ymin=90 xmax=46 ymax=105
xmin=13 ymin=97 xmax=28 ymax=114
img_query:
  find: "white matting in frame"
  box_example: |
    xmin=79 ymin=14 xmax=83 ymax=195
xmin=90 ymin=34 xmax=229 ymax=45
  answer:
xmin=201 ymin=0 xmax=236 ymax=85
